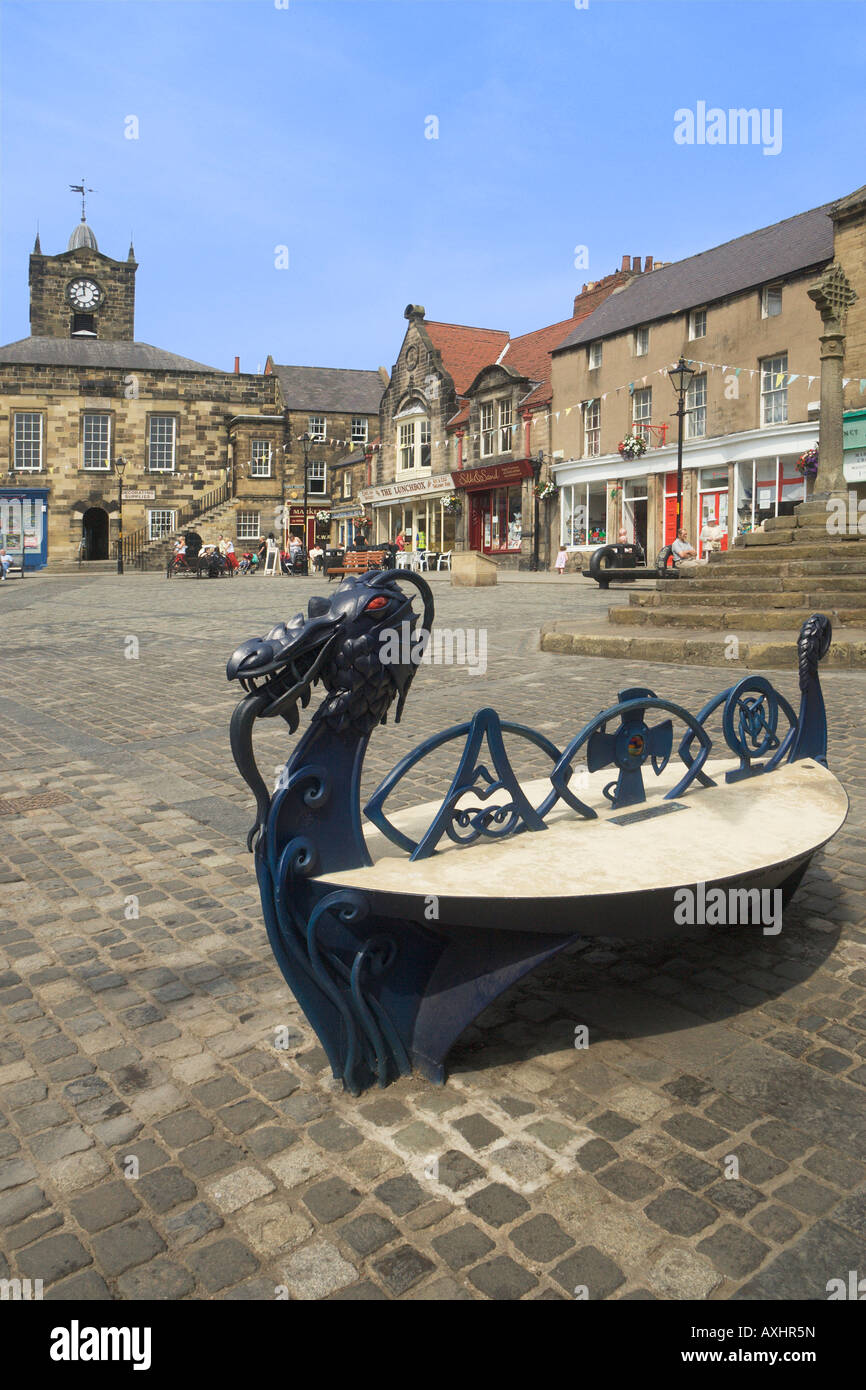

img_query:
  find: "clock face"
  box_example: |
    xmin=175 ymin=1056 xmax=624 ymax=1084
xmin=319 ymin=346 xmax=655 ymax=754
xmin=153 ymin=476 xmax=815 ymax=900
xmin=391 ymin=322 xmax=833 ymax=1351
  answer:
xmin=67 ymin=278 xmax=102 ymax=310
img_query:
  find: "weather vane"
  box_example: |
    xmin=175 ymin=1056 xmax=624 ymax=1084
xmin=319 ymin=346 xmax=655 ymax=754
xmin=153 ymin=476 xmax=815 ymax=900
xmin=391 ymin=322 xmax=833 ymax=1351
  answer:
xmin=69 ymin=178 xmax=95 ymax=222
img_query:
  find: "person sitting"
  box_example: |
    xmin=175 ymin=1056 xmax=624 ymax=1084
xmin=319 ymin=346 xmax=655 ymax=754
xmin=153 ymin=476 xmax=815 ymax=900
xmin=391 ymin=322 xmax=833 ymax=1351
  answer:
xmin=671 ymin=528 xmax=697 ymax=563
xmin=0 ymin=546 xmax=11 ymax=580
xmin=309 ymin=544 xmax=324 ymax=572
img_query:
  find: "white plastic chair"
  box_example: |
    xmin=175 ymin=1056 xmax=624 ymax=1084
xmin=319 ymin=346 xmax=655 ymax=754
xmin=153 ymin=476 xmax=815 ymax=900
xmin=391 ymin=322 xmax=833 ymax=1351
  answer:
xmin=437 ymin=551 xmax=452 ymax=570
xmin=411 ymin=552 xmax=428 ymax=572
xmin=395 ymin=551 xmax=411 ymax=570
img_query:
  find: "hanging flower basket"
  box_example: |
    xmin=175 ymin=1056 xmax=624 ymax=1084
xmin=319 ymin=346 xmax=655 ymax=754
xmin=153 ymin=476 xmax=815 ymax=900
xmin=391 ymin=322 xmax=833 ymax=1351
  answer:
xmin=796 ymin=447 xmax=818 ymax=479
xmin=618 ymin=434 xmax=647 ymax=461
xmin=533 ymin=480 xmax=558 ymax=501
xmin=442 ymin=493 xmax=463 ymax=515
xmin=315 ymin=509 xmax=331 ymax=523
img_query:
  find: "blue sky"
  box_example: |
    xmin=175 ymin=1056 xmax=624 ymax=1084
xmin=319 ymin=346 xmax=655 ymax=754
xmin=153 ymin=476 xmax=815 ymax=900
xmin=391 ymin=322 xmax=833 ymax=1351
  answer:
xmin=1 ymin=0 xmax=864 ymax=374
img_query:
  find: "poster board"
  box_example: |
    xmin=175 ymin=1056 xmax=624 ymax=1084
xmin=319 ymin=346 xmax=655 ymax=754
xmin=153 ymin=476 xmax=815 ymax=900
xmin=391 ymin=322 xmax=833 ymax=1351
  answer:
xmin=263 ymin=540 xmax=280 ymax=576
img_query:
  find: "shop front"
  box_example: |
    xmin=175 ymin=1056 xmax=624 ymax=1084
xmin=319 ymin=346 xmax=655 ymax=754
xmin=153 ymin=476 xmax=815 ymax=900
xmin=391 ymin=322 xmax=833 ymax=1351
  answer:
xmin=452 ymin=459 xmax=534 ymax=557
xmin=330 ymin=503 xmax=366 ymax=550
xmin=362 ymin=473 xmax=457 ymax=552
xmin=283 ymin=505 xmax=327 ymax=552
xmin=0 ymin=487 xmax=48 ymax=570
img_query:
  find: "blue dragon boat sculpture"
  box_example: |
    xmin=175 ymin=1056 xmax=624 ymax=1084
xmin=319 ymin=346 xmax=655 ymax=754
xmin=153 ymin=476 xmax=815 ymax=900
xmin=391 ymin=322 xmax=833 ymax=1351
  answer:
xmin=227 ymin=570 xmax=845 ymax=1095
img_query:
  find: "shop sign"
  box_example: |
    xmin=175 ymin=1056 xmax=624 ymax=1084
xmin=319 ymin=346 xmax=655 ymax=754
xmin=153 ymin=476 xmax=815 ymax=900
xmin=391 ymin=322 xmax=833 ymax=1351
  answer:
xmin=844 ymin=448 xmax=866 ymax=483
xmin=121 ymin=489 xmax=156 ymax=501
xmin=452 ymin=460 xmax=534 ymax=490
xmin=360 ymin=474 xmax=456 ymax=504
xmin=842 ymin=414 xmax=866 ymax=450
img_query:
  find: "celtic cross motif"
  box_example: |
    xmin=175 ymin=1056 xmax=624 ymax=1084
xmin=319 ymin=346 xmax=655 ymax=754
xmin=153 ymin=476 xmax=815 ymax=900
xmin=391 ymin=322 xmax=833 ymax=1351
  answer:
xmin=808 ymin=262 xmax=857 ymax=328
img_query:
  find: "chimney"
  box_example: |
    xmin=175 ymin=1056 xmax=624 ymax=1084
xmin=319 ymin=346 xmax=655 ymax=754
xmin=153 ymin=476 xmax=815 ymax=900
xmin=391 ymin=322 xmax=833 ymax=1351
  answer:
xmin=631 ymin=256 xmax=641 ymax=273
xmin=644 ymin=255 xmax=654 ymax=272
xmin=621 ymin=255 xmax=630 ymax=272
xmin=378 ymin=365 xmax=390 ymax=386
xmin=234 ymin=356 xmax=240 ymax=374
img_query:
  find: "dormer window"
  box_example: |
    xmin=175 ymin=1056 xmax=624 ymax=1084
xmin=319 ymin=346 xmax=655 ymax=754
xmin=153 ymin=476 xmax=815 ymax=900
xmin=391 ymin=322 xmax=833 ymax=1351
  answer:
xmin=762 ymin=285 xmax=783 ymax=318
xmin=72 ymin=314 xmax=96 ymax=337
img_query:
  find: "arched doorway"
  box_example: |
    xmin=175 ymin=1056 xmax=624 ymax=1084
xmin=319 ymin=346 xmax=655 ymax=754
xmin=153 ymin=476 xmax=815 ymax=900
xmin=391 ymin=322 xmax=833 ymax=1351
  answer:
xmin=82 ymin=507 xmax=109 ymax=561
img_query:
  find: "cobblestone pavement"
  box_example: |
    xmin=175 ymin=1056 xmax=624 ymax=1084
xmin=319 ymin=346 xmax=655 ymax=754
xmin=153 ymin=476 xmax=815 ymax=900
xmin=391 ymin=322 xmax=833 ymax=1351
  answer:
xmin=1 ymin=571 xmax=864 ymax=1301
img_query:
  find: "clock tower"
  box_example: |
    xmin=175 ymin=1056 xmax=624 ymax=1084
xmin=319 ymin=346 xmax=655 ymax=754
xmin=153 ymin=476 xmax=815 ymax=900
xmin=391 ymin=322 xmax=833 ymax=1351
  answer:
xmin=29 ymin=215 xmax=137 ymax=341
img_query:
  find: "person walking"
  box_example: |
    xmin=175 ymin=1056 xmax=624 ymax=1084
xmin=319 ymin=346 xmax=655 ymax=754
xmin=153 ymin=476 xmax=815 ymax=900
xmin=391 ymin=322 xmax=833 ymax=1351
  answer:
xmin=554 ymin=544 xmax=568 ymax=576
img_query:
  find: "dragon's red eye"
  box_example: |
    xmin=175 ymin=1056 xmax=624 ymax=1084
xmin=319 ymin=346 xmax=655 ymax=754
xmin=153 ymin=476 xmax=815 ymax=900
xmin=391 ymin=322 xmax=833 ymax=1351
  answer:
xmin=365 ymin=595 xmax=388 ymax=610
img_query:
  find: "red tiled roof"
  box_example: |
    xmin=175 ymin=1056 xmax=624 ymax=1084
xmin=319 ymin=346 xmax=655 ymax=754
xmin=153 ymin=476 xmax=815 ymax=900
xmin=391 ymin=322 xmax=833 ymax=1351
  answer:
xmin=446 ymin=400 xmax=470 ymax=429
xmin=424 ymin=321 xmax=509 ymax=396
xmin=500 ymin=317 xmax=575 ymax=386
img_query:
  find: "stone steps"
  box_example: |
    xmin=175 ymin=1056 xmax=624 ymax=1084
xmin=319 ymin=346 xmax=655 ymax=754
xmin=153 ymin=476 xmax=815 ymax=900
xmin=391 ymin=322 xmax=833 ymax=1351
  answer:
xmin=609 ymin=604 xmax=866 ymax=631
xmin=540 ymin=620 xmax=866 ymax=668
xmin=133 ymin=499 xmax=242 ymax=571
xmin=630 ymin=588 xmax=866 ymax=609
xmin=680 ymin=573 xmax=866 ymax=592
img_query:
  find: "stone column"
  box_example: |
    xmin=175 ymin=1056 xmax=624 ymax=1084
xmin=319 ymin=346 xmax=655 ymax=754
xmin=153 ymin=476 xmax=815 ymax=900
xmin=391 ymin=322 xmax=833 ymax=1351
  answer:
xmin=807 ymin=262 xmax=857 ymax=500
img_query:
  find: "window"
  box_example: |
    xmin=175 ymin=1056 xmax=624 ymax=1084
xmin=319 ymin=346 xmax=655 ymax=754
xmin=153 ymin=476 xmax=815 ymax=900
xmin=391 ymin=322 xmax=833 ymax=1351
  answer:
xmin=236 ymin=511 xmax=261 ymax=540
xmin=81 ymin=414 xmax=111 ymax=470
xmin=343 ymin=471 xmax=353 ymax=498
xmin=688 ymin=308 xmax=707 ymax=340
xmin=148 ymin=416 xmax=176 ymax=472
xmin=632 ymin=387 xmax=652 ymax=440
xmin=498 ymin=398 xmax=513 ymax=453
xmin=397 ymin=416 xmax=430 ymax=471
xmin=761 ymin=353 xmax=788 ymax=425
xmin=634 ymin=326 xmax=649 ymax=357
xmin=399 ymin=421 xmax=415 ymax=470
xmin=480 ymin=401 xmax=496 ymax=457
xmin=13 ymin=413 xmax=43 ymax=471
xmin=148 ymin=509 xmax=176 ymax=540
xmin=351 ymin=416 xmax=368 ymax=444
xmin=308 ymin=415 xmax=326 ymax=441
xmin=588 ymin=342 xmax=602 ymax=370
xmin=250 ymin=441 xmax=272 ymax=477
xmin=584 ymin=400 xmax=601 ymax=457
xmin=560 ymin=481 xmax=607 ymax=547
xmin=308 ymin=460 xmax=326 ymax=494
xmin=686 ymin=373 xmax=707 ymax=439
xmin=762 ymin=285 xmax=783 ymax=318
xmin=482 ymin=486 xmax=523 ymax=551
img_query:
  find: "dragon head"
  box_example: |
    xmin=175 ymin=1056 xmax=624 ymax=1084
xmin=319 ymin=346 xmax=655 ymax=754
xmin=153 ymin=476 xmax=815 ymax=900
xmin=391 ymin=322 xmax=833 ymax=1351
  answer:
xmin=226 ymin=568 xmax=435 ymax=736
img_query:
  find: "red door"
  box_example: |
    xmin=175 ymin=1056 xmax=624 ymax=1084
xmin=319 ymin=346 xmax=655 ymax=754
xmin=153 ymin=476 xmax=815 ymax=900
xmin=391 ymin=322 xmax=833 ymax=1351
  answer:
xmin=469 ymin=493 xmax=484 ymax=551
xmin=664 ymin=473 xmax=679 ymax=546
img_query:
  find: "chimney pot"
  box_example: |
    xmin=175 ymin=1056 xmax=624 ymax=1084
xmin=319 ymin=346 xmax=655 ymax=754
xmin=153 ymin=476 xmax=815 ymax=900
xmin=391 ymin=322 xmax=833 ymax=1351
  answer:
xmin=632 ymin=256 xmax=641 ymax=272
xmin=645 ymin=255 xmax=653 ymax=272
xmin=621 ymin=255 xmax=630 ymax=272
xmin=234 ymin=356 xmax=240 ymax=374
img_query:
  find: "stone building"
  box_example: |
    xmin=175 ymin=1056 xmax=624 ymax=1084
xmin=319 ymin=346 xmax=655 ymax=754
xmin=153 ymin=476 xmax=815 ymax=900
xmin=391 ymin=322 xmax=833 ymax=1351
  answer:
xmin=372 ymin=262 xmax=635 ymax=565
xmin=266 ymin=363 xmax=384 ymax=552
xmin=0 ymin=214 xmax=383 ymax=569
xmin=549 ymin=196 xmax=866 ymax=564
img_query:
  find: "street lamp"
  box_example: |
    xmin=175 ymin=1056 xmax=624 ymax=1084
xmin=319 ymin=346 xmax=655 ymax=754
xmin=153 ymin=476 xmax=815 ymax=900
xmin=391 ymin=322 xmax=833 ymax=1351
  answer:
xmin=115 ymin=455 xmax=128 ymax=574
xmin=668 ymin=357 xmax=696 ymax=543
xmin=299 ymin=432 xmax=311 ymax=575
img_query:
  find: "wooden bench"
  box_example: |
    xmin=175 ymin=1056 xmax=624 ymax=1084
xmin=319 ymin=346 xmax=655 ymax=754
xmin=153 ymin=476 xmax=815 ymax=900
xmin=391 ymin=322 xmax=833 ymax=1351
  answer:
xmin=326 ymin=549 xmax=387 ymax=581
xmin=1 ymin=557 xmax=24 ymax=581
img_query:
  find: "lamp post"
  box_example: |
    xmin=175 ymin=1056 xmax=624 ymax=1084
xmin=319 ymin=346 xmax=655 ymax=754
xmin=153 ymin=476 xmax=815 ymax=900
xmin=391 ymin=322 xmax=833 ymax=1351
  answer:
xmin=300 ymin=432 xmax=311 ymax=575
xmin=529 ymin=450 xmax=544 ymax=571
xmin=668 ymin=357 xmax=696 ymax=543
xmin=115 ymin=455 xmax=128 ymax=574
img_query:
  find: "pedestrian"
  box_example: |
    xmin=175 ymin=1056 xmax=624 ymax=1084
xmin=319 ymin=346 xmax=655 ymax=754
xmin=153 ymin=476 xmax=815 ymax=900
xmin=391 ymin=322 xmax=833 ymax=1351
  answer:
xmin=395 ymin=530 xmax=405 ymax=551
xmin=555 ymin=544 xmax=568 ymax=576
xmin=223 ymin=535 xmax=238 ymax=571
xmin=671 ymin=528 xmax=697 ymax=563
xmin=0 ymin=545 xmax=10 ymax=580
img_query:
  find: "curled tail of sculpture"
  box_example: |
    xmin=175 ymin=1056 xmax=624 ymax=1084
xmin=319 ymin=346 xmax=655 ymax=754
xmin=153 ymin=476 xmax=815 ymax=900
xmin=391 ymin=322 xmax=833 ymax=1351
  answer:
xmin=789 ymin=613 xmax=832 ymax=766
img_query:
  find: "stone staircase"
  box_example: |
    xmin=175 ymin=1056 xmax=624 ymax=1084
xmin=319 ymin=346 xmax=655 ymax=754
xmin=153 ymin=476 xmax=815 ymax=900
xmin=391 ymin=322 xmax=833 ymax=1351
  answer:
xmin=541 ymin=498 xmax=866 ymax=667
xmin=131 ymin=496 xmax=242 ymax=572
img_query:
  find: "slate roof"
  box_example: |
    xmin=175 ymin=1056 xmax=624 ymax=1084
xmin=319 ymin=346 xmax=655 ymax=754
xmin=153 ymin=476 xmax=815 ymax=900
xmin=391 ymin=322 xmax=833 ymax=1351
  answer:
xmin=424 ymin=322 xmax=510 ymax=396
xmin=274 ymin=364 xmax=384 ymax=413
xmin=555 ymin=202 xmax=835 ymax=352
xmin=0 ymin=337 xmax=218 ymax=372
